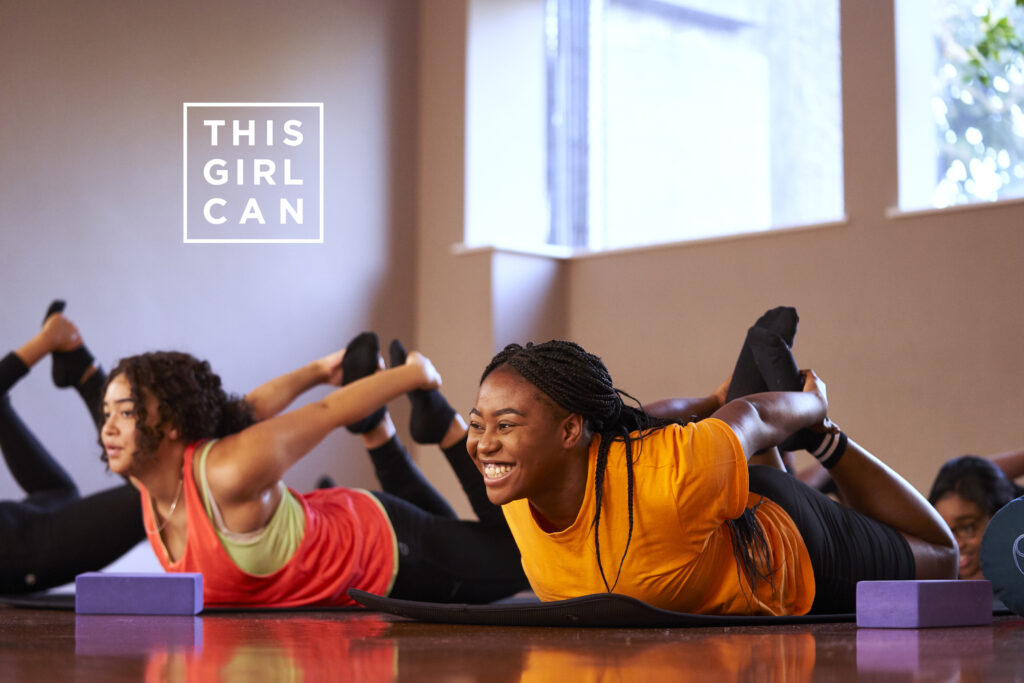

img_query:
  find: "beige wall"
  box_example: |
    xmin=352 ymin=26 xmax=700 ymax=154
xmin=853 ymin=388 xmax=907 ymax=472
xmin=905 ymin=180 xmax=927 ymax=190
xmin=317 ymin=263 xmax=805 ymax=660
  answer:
xmin=416 ymin=0 xmax=1024 ymax=509
xmin=2 ymin=0 xmax=1020 ymax=511
xmin=566 ymin=3 xmax=1024 ymax=492
xmin=0 ymin=0 xmax=419 ymax=498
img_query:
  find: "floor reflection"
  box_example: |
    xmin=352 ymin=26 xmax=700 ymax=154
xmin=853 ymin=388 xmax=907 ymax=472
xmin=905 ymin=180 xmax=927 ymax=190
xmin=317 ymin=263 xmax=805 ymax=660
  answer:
xmin=69 ymin=611 xmax=1024 ymax=682
xmin=75 ymin=612 xmax=397 ymax=681
xmin=857 ymin=624 xmax=1003 ymax=680
xmin=386 ymin=626 xmax=818 ymax=682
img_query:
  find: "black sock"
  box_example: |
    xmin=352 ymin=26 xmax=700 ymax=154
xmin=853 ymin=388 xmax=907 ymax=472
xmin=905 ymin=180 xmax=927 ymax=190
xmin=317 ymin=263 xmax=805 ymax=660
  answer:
xmin=745 ymin=325 xmax=811 ymax=452
xmin=726 ymin=306 xmax=800 ymax=402
xmin=753 ymin=306 xmax=799 ymax=348
xmin=810 ymin=431 xmax=848 ymax=470
xmin=725 ymin=333 xmax=768 ymax=402
xmin=389 ymin=339 xmax=455 ymax=445
xmin=748 ymin=326 xmax=801 ymax=392
xmin=44 ymin=300 xmax=96 ymax=389
xmin=341 ymin=332 xmax=387 ymax=434
xmin=782 ymin=428 xmax=828 ymax=454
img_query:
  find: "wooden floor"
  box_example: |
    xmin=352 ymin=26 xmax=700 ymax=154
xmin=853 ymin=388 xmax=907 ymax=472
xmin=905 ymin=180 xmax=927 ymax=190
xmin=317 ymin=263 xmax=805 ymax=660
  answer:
xmin=1 ymin=604 xmax=1022 ymax=681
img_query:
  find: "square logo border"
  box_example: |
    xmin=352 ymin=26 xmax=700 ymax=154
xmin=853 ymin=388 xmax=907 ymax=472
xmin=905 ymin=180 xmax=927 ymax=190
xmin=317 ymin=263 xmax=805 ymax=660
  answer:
xmin=182 ymin=102 xmax=324 ymax=244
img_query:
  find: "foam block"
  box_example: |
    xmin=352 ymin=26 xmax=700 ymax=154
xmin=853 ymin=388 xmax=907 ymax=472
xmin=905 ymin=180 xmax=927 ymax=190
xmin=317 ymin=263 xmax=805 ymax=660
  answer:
xmin=856 ymin=580 xmax=992 ymax=628
xmin=75 ymin=572 xmax=203 ymax=615
xmin=75 ymin=615 xmax=203 ymax=654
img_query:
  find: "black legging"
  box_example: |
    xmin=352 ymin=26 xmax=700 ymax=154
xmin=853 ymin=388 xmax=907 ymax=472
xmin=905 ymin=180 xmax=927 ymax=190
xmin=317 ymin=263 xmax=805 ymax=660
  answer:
xmin=0 ymin=352 xmax=143 ymax=594
xmin=747 ymin=465 xmax=914 ymax=614
xmin=369 ymin=434 xmax=528 ymax=603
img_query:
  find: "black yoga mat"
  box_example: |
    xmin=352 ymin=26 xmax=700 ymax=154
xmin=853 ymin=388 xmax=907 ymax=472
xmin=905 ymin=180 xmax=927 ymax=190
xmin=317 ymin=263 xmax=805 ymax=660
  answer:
xmin=347 ymin=589 xmax=855 ymax=627
xmin=0 ymin=592 xmax=76 ymax=610
xmin=0 ymin=591 xmax=363 ymax=613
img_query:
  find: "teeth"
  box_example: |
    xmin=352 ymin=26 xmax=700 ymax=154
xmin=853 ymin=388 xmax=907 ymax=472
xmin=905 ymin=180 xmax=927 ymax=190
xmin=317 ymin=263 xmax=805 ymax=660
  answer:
xmin=483 ymin=463 xmax=514 ymax=479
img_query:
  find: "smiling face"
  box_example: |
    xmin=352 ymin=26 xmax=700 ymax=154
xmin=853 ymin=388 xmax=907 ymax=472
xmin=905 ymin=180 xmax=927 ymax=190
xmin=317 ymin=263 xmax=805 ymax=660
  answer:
xmin=467 ymin=367 xmax=583 ymax=512
xmin=934 ymin=492 xmax=990 ymax=580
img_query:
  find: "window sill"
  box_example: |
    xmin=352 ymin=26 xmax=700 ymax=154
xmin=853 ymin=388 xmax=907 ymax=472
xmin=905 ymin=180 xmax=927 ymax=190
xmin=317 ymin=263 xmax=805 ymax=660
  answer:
xmin=886 ymin=195 xmax=1024 ymax=220
xmin=452 ymin=217 xmax=849 ymax=261
xmin=451 ymin=242 xmax=576 ymax=260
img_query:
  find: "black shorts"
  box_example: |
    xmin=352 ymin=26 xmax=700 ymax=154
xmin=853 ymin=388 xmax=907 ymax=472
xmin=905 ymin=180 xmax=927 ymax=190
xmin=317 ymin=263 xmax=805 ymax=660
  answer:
xmin=747 ymin=465 xmax=915 ymax=614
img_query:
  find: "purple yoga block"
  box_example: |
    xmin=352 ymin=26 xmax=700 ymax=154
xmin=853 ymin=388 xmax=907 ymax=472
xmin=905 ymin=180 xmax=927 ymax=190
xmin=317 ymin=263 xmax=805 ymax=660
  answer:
xmin=75 ymin=572 xmax=203 ymax=615
xmin=856 ymin=580 xmax=992 ymax=628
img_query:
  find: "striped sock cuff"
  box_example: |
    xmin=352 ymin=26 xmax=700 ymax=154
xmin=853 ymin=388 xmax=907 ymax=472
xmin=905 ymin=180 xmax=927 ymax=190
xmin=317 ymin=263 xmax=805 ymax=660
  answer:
xmin=811 ymin=431 xmax=848 ymax=470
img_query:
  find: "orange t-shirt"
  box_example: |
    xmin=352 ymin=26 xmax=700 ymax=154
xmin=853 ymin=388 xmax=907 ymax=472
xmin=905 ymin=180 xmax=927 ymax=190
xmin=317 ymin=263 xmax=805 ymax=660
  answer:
xmin=502 ymin=419 xmax=815 ymax=615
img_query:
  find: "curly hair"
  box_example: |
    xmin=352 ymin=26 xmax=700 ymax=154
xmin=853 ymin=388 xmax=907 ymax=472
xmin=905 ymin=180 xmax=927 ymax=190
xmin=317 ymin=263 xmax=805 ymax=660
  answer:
xmin=101 ymin=351 xmax=255 ymax=465
xmin=927 ymin=455 xmax=1022 ymax=516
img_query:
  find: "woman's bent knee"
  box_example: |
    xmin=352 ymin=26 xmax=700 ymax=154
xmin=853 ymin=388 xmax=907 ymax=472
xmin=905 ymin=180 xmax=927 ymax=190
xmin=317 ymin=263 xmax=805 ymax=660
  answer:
xmin=906 ymin=534 xmax=960 ymax=580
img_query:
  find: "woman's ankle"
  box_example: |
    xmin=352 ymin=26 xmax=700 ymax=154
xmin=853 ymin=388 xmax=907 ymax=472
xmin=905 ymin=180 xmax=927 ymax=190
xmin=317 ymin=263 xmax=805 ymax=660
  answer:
xmin=14 ymin=332 xmax=51 ymax=369
xmin=361 ymin=413 xmax=397 ymax=450
xmin=439 ymin=414 xmax=468 ymax=450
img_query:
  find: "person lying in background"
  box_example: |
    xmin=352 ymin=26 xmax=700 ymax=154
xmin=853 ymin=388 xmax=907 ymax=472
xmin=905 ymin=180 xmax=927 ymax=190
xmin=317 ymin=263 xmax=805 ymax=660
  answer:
xmin=927 ymin=450 xmax=1024 ymax=580
xmin=1 ymin=302 xmax=143 ymax=593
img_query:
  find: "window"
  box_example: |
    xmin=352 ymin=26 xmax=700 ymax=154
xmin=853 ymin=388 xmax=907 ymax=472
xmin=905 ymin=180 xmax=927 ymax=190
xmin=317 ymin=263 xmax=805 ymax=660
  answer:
xmin=546 ymin=0 xmax=843 ymax=249
xmin=897 ymin=0 xmax=1024 ymax=210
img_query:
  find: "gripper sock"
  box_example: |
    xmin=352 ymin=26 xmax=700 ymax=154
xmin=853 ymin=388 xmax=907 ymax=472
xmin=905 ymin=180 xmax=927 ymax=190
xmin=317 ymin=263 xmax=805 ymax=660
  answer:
xmin=389 ymin=339 xmax=456 ymax=445
xmin=44 ymin=300 xmax=96 ymax=389
xmin=341 ymin=331 xmax=386 ymax=434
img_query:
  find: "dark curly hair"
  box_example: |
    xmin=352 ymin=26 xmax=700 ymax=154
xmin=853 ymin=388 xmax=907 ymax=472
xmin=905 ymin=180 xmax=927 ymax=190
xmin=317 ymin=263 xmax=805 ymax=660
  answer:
xmin=927 ymin=455 xmax=1023 ymax=517
xmin=101 ymin=351 xmax=255 ymax=465
xmin=481 ymin=340 xmax=773 ymax=596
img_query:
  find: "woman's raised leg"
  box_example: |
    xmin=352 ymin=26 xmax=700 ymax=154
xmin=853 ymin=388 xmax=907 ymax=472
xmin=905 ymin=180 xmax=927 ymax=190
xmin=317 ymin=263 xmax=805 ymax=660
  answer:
xmin=827 ymin=436 xmax=959 ymax=579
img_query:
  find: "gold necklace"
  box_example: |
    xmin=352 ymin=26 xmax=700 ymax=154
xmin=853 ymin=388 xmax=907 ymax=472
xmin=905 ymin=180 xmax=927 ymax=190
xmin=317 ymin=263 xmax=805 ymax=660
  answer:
xmin=154 ymin=479 xmax=184 ymax=533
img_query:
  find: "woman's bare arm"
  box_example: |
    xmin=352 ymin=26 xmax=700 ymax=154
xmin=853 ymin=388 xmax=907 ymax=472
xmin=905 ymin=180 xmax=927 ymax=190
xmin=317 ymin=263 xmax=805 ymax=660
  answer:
xmin=208 ymin=352 xmax=439 ymax=504
xmin=244 ymin=349 xmax=345 ymax=421
xmin=709 ymin=370 xmax=828 ymax=460
xmin=988 ymin=447 xmax=1024 ymax=482
xmin=645 ymin=376 xmax=731 ymax=422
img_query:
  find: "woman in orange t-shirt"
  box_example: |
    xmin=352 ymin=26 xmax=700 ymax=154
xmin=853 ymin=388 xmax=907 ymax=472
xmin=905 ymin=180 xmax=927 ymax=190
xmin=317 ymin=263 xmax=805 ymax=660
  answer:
xmin=467 ymin=340 xmax=958 ymax=615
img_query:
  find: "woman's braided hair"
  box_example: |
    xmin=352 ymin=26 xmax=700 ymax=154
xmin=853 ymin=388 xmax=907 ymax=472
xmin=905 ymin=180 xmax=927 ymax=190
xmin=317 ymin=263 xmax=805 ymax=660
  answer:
xmin=481 ymin=340 xmax=673 ymax=592
xmin=481 ymin=339 xmax=775 ymax=597
xmin=101 ymin=351 xmax=255 ymax=465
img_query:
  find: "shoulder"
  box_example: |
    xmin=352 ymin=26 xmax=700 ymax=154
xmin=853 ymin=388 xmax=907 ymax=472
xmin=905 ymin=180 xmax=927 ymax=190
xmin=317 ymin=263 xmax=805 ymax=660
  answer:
xmin=630 ymin=420 xmax=743 ymax=471
xmin=635 ymin=419 xmax=738 ymax=449
xmin=197 ymin=437 xmax=252 ymax=502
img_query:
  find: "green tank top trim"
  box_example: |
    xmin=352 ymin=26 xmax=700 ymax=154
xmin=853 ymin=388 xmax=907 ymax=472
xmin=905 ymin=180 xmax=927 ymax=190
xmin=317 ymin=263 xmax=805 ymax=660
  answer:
xmin=196 ymin=440 xmax=305 ymax=576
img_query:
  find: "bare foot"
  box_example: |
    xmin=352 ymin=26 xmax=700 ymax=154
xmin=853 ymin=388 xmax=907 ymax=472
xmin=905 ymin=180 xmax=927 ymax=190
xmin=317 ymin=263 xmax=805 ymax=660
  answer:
xmin=42 ymin=312 xmax=98 ymax=386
